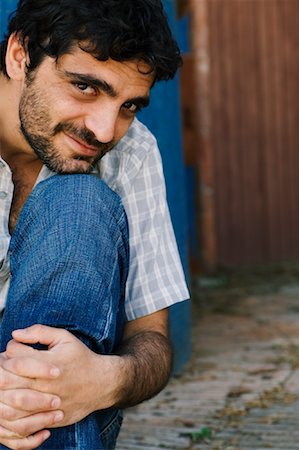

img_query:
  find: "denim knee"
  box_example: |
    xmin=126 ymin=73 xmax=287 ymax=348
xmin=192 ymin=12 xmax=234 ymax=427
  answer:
xmin=29 ymin=174 xmax=127 ymax=233
xmin=1 ymin=174 xmax=129 ymax=352
xmin=10 ymin=174 xmax=129 ymax=271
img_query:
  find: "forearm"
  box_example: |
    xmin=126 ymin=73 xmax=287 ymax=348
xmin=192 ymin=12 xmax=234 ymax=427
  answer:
xmin=112 ymin=330 xmax=172 ymax=409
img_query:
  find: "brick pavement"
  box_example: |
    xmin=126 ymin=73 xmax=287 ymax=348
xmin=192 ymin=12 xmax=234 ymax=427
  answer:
xmin=116 ymin=281 xmax=299 ymax=450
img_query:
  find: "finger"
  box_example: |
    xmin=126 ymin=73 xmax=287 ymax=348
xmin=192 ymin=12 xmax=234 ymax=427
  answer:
xmin=0 ymin=424 xmax=23 ymax=439
xmin=0 ymin=352 xmax=8 ymax=362
xmin=0 ymin=403 xmax=27 ymax=421
xmin=0 ymin=402 xmax=55 ymax=421
xmin=0 ymin=429 xmax=51 ymax=450
xmin=12 ymin=325 xmax=70 ymax=348
xmin=0 ymin=365 xmax=32 ymax=391
xmin=0 ymin=390 xmax=61 ymax=413
xmin=3 ymin=357 xmax=60 ymax=380
xmin=6 ymin=340 xmax=36 ymax=358
xmin=0 ymin=410 xmax=64 ymax=438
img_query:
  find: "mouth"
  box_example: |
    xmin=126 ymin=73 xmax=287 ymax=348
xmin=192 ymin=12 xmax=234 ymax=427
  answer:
xmin=65 ymin=133 xmax=99 ymax=157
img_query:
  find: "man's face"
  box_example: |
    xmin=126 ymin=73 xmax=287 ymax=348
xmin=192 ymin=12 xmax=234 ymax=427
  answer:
xmin=18 ymin=47 xmax=153 ymax=173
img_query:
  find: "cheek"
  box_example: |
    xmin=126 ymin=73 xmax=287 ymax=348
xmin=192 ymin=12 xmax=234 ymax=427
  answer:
xmin=54 ymin=97 xmax=80 ymax=118
xmin=55 ymin=99 xmax=98 ymax=128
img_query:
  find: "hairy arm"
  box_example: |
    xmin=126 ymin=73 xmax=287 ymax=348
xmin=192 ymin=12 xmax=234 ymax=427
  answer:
xmin=0 ymin=309 xmax=172 ymax=449
xmin=114 ymin=309 xmax=172 ymax=408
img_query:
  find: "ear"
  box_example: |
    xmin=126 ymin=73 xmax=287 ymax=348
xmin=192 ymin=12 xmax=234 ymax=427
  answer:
xmin=5 ymin=33 xmax=28 ymax=81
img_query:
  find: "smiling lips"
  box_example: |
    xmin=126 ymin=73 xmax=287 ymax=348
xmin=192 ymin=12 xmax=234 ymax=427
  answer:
xmin=66 ymin=133 xmax=99 ymax=157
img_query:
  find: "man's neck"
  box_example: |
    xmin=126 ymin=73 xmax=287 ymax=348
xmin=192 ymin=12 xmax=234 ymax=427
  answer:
xmin=7 ymin=157 xmax=43 ymax=235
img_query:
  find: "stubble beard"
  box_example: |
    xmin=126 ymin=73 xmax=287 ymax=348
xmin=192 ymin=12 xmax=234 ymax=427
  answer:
xmin=19 ymin=76 xmax=114 ymax=174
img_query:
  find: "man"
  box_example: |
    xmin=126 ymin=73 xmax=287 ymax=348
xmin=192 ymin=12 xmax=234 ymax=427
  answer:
xmin=0 ymin=0 xmax=189 ymax=449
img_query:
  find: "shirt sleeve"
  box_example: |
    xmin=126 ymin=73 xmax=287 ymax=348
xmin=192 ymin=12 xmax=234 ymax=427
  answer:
xmin=124 ymin=151 xmax=189 ymax=319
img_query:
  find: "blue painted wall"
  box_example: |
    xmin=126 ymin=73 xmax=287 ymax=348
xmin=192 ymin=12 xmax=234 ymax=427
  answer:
xmin=0 ymin=0 xmax=16 ymax=36
xmin=0 ymin=0 xmax=191 ymax=374
xmin=139 ymin=0 xmax=191 ymax=373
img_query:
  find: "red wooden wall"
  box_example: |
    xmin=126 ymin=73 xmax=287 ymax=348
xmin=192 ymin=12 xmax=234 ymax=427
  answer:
xmin=181 ymin=0 xmax=299 ymax=269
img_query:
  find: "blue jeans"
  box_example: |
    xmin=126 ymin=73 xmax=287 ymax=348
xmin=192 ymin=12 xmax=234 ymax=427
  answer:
xmin=0 ymin=174 xmax=129 ymax=449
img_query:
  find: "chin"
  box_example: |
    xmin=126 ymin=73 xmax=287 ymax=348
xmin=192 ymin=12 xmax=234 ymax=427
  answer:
xmin=46 ymin=157 xmax=94 ymax=174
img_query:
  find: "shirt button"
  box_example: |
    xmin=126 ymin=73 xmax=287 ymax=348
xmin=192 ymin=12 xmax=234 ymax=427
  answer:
xmin=0 ymin=192 xmax=8 ymax=199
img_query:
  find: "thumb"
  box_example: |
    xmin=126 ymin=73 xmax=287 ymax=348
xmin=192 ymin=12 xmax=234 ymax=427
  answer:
xmin=12 ymin=324 xmax=69 ymax=348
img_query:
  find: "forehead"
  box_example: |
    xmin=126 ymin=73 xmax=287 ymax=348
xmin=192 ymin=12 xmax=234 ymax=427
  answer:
xmin=53 ymin=47 xmax=155 ymax=93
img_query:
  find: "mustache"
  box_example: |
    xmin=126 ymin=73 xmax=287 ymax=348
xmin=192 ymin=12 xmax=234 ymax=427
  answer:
xmin=53 ymin=123 xmax=114 ymax=153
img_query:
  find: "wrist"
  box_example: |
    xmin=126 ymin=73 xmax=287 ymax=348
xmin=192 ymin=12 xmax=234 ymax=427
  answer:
xmin=92 ymin=353 xmax=131 ymax=411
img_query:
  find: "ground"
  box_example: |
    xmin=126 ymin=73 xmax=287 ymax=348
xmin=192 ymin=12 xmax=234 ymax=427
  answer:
xmin=116 ymin=264 xmax=299 ymax=450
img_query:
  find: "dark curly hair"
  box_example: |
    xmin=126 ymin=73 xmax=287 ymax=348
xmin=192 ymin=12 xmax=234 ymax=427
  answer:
xmin=0 ymin=0 xmax=182 ymax=82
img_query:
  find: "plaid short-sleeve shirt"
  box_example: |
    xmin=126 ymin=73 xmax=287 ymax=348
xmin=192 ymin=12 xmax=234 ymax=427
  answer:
xmin=0 ymin=118 xmax=189 ymax=320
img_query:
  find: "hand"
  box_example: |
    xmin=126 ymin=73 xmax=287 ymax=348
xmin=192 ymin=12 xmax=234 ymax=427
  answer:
xmin=2 ymin=325 xmax=123 ymax=427
xmin=0 ymin=351 xmax=64 ymax=449
xmin=0 ymin=428 xmax=51 ymax=450
xmin=1 ymin=310 xmax=170 ymax=449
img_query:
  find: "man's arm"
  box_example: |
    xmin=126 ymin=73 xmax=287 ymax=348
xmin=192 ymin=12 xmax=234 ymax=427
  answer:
xmin=114 ymin=308 xmax=172 ymax=408
xmin=0 ymin=309 xmax=172 ymax=449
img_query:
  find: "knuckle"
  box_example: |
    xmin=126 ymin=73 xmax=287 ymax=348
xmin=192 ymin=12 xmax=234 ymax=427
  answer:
xmin=33 ymin=324 xmax=43 ymax=334
xmin=14 ymin=391 xmax=36 ymax=411
xmin=6 ymin=390 xmax=26 ymax=410
xmin=1 ymin=407 xmax=16 ymax=421
xmin=6 ymin=358 xmax=20 ymax=374
xmin=6 ymin=340 xmax=18 ymax=356
xmin=58 ymin=328 xmax=69 ymax=339
xmin=7 ymin=391 xmax=18 ymax=408
xmin=14 ymin=392 xmax=26 ymax=410
xmin=3 ymin=358 xmax=23 ymax=379
xmin=0 ymin=370 xmax=8 ymax=389
xmin=15 ymin=424 xmax=27 ymax=438
xmin=28 ymin=391 xmax=50 ymax=410
xmin=5 ymin=343 xmax=13 ymax=358
xmin=4 ymin=421 xmax=20 ymax=436
xmin=0 ymin=420 xmax=24 ymax=438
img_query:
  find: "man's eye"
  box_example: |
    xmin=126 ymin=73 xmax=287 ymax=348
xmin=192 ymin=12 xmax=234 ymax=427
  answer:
xmin=74 ymin=83 xmax=96 ymax=95
xmin=123 ymin=102 xmax=140 ymax=113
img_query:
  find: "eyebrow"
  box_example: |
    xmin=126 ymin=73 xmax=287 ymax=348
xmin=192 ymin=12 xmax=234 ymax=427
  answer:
xmin=63 ymin=70 xmax=150 ymax=108
xmin=64 ymin=71 xmax=118 ymax=97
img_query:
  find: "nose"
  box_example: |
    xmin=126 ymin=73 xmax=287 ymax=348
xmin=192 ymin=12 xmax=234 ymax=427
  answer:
xmin=84 ymin=105 xmax=118 ymax=144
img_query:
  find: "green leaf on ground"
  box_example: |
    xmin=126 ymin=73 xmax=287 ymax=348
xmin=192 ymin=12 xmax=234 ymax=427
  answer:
xmin=180 ymin=426 xmax=213 ymax=442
